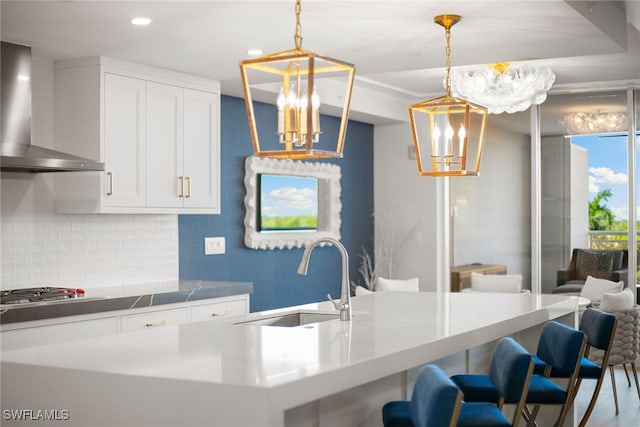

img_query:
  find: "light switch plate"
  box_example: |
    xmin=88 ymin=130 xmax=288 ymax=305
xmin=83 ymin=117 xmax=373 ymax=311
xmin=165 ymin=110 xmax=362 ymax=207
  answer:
xmin=204 ymin=237 xmax=225 ymax=255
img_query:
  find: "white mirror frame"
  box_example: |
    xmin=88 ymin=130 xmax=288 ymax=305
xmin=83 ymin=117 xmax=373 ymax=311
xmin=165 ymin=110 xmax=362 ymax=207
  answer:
xmin=244 ymin=156 xmax=341 ymax=249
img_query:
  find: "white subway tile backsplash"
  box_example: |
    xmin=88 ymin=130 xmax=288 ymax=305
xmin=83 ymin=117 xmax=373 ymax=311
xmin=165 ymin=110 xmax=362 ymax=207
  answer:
xmin=1 ymin=174 xmax=178 ymax=290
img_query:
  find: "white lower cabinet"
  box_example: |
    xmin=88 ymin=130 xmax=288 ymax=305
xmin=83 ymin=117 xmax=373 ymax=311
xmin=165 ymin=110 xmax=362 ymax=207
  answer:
xmin=1 ymin=316 xmax=119 ymax=352
xmin=1 ymin=294 xmax=249 ymax=350
xmin=190 ymin=297 xmax=249 ymax=323
xmin=120 ymin=307 xmax=189 ymax=333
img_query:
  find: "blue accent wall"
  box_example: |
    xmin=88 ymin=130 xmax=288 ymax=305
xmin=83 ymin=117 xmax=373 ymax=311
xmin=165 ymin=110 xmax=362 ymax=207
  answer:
xmin=179 ymin=95 xmax=374 ymax=312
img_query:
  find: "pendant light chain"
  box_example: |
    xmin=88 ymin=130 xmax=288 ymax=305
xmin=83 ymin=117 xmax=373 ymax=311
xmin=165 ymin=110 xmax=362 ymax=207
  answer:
xmin=444 ymin=25 xmax=452 ymax=96
xmin=294 ymin=0 xmax=303 ymax=50
xmin=434 ymin=15 xmax=459 ymax=97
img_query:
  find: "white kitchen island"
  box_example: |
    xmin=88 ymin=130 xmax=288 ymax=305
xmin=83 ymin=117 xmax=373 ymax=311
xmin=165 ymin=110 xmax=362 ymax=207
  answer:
xmin=1 ymin=291 xmax=577 ymax=427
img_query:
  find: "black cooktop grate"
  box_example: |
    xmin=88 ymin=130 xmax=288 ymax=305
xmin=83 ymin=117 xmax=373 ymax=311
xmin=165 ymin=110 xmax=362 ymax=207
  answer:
xmin=1 ymin=287 xmax=84 ymax=305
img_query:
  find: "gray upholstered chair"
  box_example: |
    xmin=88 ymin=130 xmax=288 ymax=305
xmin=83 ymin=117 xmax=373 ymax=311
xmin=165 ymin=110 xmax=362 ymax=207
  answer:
xmin=554 ymin=248 xmax=628 ymax=294
xmin=588 ymin=305 xmax=640 ymax=414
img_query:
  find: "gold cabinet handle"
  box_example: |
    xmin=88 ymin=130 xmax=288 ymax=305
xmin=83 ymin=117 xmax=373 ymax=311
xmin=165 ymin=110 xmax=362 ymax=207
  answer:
xmin=145 ymin=320 xmax=167 ymax=327
xmin=106 ymin=172 xmax=113 ymax=196
xmin=178 ymin=176 xmax=184 ymax=198
xmin=185 ymin=176 xmax=192 ymax=198
xmin=211 ymin=310 xmax=229 ymax=317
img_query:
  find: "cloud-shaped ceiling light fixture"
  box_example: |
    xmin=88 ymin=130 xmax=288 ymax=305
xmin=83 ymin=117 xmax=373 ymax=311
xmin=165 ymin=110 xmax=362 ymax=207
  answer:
xmin=451 ymin=62 xmax=555 ymax=114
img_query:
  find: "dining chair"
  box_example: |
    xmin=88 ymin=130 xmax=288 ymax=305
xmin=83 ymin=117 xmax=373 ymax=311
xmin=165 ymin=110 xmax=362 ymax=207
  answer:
xmin=532 ymin=308 xmax=617 ymax=427
xmin=468 ymin=272 xmax=524 ymax=293
xmin=588 ymin=304 xmax=640 ymax=415
xmin=382 ymin=364 xmax=462 ymax=427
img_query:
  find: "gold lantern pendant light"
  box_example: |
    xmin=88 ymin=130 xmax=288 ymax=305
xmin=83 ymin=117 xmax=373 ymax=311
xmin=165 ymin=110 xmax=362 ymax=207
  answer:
xmin=239 ymin=0 xmax=356 ymax=160
xmin=409 ymin=15 xmax=488 ymax=176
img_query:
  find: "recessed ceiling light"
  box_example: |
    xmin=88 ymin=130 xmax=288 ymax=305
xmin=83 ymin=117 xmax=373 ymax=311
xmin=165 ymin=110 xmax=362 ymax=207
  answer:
xmin=130 ymin=17 xmax=151 ymax=26
xmin=247 ymin=49 xmax=263 ymax=56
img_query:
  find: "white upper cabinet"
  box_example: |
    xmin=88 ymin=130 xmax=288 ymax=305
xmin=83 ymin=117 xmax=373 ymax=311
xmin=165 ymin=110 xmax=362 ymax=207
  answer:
xmin=54 ymin=57 xmax=220 ymax=214
xmin=146 ymin=81 xmax=183 ymax=208
xmin=183 ymin=88 xmax=220 ymax=210
xmin=104 ymin=73 xmax=147 ymax=208
xmin=145 ymin=83 xmax=220 ymax=210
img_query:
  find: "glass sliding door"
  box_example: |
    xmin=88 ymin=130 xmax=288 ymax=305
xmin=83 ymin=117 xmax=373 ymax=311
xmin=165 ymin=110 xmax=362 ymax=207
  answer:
xmin=634 ymin=89 xmax=639 ymax=301
xmin=540 ymin=91 xmax=630 ymax=294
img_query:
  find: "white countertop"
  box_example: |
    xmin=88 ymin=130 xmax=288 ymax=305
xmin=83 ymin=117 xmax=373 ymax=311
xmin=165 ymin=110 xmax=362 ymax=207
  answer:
xmin=1 ymin=280 xmax=253 ymax=325
xmin=1 ymin=291 xmax=578 ymax=427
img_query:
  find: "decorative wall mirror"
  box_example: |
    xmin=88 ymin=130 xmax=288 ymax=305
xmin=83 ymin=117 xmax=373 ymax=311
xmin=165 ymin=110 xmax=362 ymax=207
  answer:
xmin=244 ymin=156 xmax=341 ymax=249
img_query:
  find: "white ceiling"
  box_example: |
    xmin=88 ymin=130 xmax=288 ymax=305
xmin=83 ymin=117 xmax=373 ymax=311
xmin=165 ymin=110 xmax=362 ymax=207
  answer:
xmin=2 ymin=0 xmax=640 ymax=127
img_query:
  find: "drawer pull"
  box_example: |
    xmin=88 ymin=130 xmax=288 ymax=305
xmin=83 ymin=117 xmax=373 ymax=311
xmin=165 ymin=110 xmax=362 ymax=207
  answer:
xmin=211 ymin=310 xmax=229 ymax=317
xmin=145 ymin=320 xmax=167 ymax=327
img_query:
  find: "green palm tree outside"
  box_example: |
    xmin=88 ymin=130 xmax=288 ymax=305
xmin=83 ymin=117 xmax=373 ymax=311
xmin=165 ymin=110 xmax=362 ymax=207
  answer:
xmin=589 ymin=189 xmax=616 ymax=231
xmin=588 ymin=189 xmax=633 ymax=276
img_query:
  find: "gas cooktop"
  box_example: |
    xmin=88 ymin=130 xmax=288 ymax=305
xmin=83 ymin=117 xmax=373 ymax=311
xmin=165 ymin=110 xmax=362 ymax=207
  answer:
xmin=1 ymin=287 xmax=85 ymax=305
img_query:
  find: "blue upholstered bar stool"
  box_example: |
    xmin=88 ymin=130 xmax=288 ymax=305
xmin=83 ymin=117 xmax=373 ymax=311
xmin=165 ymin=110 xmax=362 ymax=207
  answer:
xmin=523 ymin=322 xmax=587 ymax=427
xmin=383 ymin=338 xmax=534 ymax=427
xmin=456 ymin=337 xmax=534 ymax=427
xmin=382 ymin=364 xmax=462 ymax=427
xmin=452 ymin=321 xmax=586 ymax=427
xmin=532 ymin=308 xmax=617 ymax=427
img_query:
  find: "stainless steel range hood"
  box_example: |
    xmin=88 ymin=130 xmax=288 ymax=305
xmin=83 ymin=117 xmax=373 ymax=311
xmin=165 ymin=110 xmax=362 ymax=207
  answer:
xmin=1 ymin=41 xmax=104 ymax=172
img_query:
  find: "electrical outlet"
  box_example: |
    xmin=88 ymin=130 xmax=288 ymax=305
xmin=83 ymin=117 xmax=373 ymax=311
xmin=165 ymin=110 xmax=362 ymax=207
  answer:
xmin=204 ymin=237 xmax=225 ymax=255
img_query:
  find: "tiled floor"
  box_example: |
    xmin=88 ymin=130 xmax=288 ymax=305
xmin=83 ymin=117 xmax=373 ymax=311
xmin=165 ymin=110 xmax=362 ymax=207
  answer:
xmin=574 ymin=365 xmax=640 ymax=426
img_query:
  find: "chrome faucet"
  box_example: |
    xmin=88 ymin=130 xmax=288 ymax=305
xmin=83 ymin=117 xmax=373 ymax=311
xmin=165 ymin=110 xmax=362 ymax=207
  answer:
xmin=297 ymin=237 xmax=352 ymax=321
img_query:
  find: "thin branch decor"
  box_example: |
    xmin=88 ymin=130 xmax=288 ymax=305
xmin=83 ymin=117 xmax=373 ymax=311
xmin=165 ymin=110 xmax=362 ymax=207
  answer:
xmin=350 ymin=213 xmax=417 ymax=292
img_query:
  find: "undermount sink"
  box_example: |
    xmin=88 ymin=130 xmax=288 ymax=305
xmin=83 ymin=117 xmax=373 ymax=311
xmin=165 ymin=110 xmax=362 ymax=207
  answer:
xmin=234 ymin=311 xmax=340 ymax=327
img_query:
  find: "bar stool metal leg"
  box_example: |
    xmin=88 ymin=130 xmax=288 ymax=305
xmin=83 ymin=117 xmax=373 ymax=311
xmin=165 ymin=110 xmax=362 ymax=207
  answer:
xmin=609 ymin=366 xmax=620 ymax=415
xmin=631 ymin=362 xmax=640 ymax=400
xmin=623 ymin=364 xmax=631 ymax=386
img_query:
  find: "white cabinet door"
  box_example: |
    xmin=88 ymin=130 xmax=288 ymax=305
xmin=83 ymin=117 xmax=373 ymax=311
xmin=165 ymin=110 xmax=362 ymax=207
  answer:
xmin=55 ymin=57 xmax=220 ymax=214
xmin=1 ymin=317 xmax=119 ymax=351
xmin=183 ymin=89 xmax=220 ymax=210
xmin=146 ymin=81 xmax=184 ymax=208
xmin=145 ymin=85 xmax=219 ymax=211
xmin=190 ymin=296 xmax=249 ymax=323
xmin=104 ymin=73 xmax=146 ymax=208
xmin=120 ymin=307 xmax=188 ymax=333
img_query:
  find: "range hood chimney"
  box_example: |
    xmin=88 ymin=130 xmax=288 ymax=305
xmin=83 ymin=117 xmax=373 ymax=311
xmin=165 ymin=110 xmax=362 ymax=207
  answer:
xmin=1 ymin=41 xmax=104 ymax=172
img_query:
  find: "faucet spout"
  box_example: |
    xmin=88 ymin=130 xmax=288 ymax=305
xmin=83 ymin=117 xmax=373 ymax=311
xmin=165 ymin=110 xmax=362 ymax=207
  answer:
xmin=297 ymin=237 xmax=352 ymax=321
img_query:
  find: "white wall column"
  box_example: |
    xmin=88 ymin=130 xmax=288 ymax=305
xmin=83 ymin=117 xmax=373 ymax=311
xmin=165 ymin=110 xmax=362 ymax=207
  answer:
xmin=627 ymin=89 xmax=637 ymax=289
xmin=437 ymin=177 xmax=451 ymax=293
xmin=531 ymin=105 xmax=542 ymax=295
